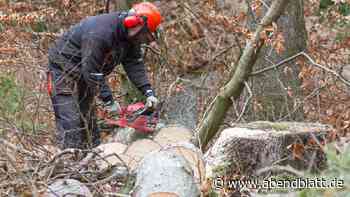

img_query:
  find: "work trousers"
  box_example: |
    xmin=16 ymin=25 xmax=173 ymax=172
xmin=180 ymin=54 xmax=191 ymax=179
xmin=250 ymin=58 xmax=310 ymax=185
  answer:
xmin=48 ymin=62 xmax=100 ymax=149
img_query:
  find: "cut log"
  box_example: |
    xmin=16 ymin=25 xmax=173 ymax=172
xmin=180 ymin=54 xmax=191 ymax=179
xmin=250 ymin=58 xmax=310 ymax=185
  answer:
xmin=46 ymin=179 xmax=92 ymax=197
xmin=94 ymin=142 xmax=127 ymax=170
xmin=153 ymin=126 xmax=193 ymax=147
xmin=124 ymin=139 xmax=162 ymax=171
xmin=132 ymin=142 xmax=205 ymax=197
xmin=148 ymin=192 xmax=179 ymax=197
xmin=205 ymin=121 xmax=332 ymax=177
xmin=107 ymin=127 xmax=139 ymax=145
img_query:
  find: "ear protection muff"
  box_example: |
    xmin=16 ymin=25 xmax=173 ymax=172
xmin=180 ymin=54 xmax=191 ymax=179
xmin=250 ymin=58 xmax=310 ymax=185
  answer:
xmin=124 ymin=15 xmax=145 ymax=29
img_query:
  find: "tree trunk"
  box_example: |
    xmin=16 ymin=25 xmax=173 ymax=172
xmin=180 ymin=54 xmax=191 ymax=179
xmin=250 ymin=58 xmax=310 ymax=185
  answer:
xmin=163 ymin=69 xmax=224 ymax=130
xmin=246 ymin=0 xmax=307 ymax=121
xmin=132 ymin=143 xmax=205 ymax=197
xmin=196 ymin=0 xmax=291 ymax=150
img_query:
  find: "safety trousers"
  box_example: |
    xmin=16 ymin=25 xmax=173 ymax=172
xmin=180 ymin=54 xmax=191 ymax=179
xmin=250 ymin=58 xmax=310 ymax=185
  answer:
xmin=47 ymin=62 xmax=100 ymax=149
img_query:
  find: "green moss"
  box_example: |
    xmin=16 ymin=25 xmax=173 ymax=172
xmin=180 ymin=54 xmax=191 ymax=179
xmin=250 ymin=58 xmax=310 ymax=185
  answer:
xmin=0 ymin=74 xmax=45 ymax=134
xmin=339 ymin=3 xmax=350 ymax=16
xmin=335 ymin=30 xmax=350 ymax=42
xmin=119 ymin=176 xmax=136 ymax=194
xmin=246 ymin=121 xmax=290 ymax=131
xmin=0 ymin=74 xmax=23 ymax=116
xmin=270 ymin=123 xmax=290 ymax=131
xmin=32 ymin=21 xmax=48 ymax=32
xmin=0 ymin=23 xmax=4 ymax=32
xmin=212 ymin=161 xmax=232 ymax=177
xmin=319 ymin=0 xmax=334 ymax=10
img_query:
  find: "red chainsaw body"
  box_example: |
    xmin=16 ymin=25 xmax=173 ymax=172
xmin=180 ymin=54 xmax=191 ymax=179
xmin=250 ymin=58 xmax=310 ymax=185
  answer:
xmin=100 ymin=102 xmax=158 ymax=134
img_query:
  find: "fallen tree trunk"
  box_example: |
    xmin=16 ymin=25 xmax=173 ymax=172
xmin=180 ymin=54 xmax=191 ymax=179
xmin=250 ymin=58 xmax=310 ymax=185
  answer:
xmin=132 ymin=142 xmax=205 ymax=197
xmin=196 ymin=0 xmax=290 ymax=150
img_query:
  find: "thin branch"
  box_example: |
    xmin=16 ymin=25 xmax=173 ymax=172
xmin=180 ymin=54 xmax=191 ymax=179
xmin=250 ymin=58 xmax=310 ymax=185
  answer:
xmin=250 ymin=52 xmax=304 ymax=76
xmin=0 ymin=138 xmax=38 ymax=158
xmin=250 ymin=51 xmax=350 ymax=87
xmin=231 ymin=81 xmax=252 ymax=125
xmin=211 ymin=43 xmax=237 ymax=62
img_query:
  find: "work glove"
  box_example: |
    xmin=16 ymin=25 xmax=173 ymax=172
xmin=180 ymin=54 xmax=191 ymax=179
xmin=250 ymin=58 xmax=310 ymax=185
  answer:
xmin=146 ymin=95 xmax=159 ymax=109
xmin=104 ymin=100 xmax=121 ymax=115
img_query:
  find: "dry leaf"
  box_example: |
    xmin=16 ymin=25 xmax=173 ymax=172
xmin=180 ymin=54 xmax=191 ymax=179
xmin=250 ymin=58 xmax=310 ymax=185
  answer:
xmin=288 ymin=143 xmax=305 ymax=160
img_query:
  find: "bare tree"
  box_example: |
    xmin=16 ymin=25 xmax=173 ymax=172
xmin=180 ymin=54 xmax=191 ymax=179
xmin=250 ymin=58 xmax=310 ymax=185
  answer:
xmin=246 ymin=0 xmax=307 ymax=121
xmin=196 ymin=0 xmax=292 ymax=150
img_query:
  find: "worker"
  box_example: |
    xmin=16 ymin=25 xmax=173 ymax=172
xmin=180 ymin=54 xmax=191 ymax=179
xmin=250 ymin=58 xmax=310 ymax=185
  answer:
xmin=47 ymin=2 xmax=161 ymax=149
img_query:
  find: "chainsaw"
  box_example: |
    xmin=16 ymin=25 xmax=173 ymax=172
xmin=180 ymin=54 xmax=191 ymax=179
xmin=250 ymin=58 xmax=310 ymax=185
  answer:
xmin=97 ymin=102 xmax=162 ymax=134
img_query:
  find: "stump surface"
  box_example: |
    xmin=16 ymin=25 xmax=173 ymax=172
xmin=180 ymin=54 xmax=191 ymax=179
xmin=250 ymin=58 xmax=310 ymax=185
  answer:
xmin=205 ymin=121 xmax=332 ymax=177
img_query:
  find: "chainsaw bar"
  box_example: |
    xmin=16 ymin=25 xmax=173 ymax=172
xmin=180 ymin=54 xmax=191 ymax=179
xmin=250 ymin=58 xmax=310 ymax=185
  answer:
xmin=100 ymin=102 xmax=162 ymax=134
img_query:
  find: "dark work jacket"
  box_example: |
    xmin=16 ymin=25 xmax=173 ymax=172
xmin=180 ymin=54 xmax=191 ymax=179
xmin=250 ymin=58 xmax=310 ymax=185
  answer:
xmin=48 ymin=12 xmax=151 ymax=102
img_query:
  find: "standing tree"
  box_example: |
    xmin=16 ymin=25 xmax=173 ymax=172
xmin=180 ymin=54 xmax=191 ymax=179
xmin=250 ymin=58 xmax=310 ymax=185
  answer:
xmin=246 ymin=0 xmax=307 ymax=121
xmin=196 ymin=0 xmax=295 ymax=150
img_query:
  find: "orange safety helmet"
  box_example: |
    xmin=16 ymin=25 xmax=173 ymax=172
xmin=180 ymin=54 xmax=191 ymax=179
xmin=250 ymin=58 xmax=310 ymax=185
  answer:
xmin=131 ymin=2 xmax=162 ymax=33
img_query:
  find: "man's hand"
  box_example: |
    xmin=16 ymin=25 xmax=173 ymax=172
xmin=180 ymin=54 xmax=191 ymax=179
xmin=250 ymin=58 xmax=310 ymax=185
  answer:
xmin=146 ymin=95 xmax=159 ymax=109
xmin=104 ymin=100 xmax=121 ymax=114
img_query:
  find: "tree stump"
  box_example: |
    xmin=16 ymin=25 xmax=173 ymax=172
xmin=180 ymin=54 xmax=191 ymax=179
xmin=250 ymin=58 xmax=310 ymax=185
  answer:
xmin=205 ymin=121 xmax=332 ymax=177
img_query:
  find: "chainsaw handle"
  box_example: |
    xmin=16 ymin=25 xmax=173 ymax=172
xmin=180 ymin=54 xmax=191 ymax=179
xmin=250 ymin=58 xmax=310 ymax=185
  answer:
xmin=129 ymin=101 xmax=162 ymax=122
xmin=128 ymin=106 xmax=150 ymax=122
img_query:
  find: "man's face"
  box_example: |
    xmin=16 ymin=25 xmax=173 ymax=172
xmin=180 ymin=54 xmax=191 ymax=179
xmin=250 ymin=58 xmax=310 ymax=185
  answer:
xmin=128 ymin=25 xmax=156 ymax=45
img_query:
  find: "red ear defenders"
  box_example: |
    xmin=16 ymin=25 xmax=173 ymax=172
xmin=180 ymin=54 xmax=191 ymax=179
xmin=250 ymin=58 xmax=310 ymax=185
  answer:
xmin=124 ymin=15 xmax=145 ymax=29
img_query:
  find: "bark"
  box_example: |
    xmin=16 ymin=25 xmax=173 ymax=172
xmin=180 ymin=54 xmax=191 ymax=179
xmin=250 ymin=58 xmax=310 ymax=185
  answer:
xmin=247 ymin=0 xmax=307 ymax=121
xmin=98 ymin=125 xmax=195 ymax=171
xmin=205 ymin=122 xmax=331 ymax=177
xmin=132 ymin=143 xmax=205 ymax=197
xmin=164 ymin=71 xmax=222 ymax=129
xmin=196 ymin=0 xmax=290 ymax=150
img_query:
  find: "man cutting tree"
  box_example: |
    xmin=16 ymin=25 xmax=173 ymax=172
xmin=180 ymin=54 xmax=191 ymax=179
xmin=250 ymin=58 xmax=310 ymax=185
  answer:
xmin=47 ymin=2 xmax=161 ymax=149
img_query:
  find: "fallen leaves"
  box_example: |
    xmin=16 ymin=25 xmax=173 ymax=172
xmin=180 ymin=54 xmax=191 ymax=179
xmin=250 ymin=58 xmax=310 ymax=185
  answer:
xmin=0 ymin=47 xmax=17 ymax=54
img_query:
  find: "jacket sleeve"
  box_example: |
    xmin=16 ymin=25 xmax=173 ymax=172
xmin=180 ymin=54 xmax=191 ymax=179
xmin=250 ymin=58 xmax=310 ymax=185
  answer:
xmin=80 ymin=35 xmax=109 ymax=89
xmin=121 ymin=44 xmax=153 ymax=95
